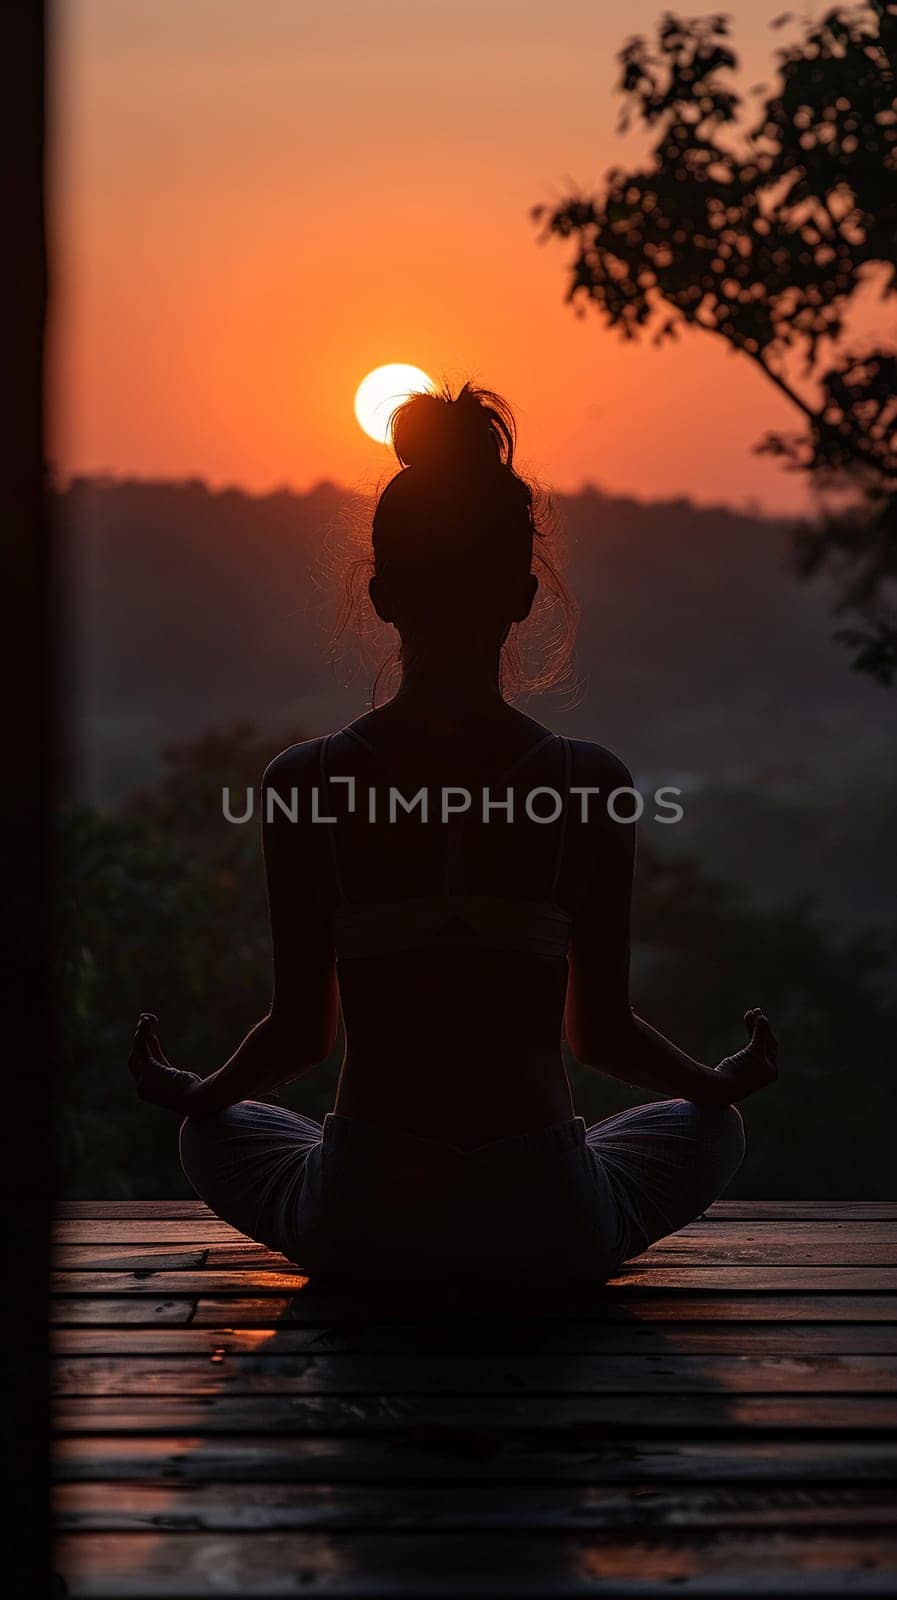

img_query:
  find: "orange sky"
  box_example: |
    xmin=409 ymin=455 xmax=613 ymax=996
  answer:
xmin=50 ymin=0 xmax=814 ymax=511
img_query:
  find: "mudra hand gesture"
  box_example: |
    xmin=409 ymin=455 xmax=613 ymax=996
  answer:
xmin=714 ymin=1009 xmax=779 ymax=1102
xmin=129 ymin=1014 xmax=201 ymax=1111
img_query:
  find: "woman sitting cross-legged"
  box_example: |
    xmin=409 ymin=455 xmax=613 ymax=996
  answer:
xmin=129 ymin=383 xmax=778 ymax=1288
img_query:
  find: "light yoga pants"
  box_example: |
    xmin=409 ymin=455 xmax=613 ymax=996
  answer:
xmin=180 ymin=1099 xmax=745 ymax=1287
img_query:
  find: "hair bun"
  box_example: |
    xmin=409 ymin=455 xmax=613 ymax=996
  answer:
xmin=391 ymin=383 xmax=515 ymax=473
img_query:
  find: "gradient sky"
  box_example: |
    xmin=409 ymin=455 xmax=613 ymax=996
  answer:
xmin=51 ymin=0 xmax=813 ymax=510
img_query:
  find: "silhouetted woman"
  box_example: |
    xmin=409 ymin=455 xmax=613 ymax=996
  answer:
xmin=130 ymin=384 xmax=777 ymax=1287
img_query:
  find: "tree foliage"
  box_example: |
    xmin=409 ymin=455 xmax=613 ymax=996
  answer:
xmin=573 ymin=840 xmax=897 ymax=1199
xmin=536 ymin=2 xmax=897 ymax=680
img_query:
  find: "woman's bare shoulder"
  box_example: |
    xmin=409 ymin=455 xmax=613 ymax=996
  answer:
xmin=262 ymin=735 xmax=327 ymax=792
xmin=565 ymin=735 xmax=635 ymax=790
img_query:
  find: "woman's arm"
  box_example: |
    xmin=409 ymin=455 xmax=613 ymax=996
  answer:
xmin=565 ymin=753 xmax=776 ymax=1107
xmin=178 ymin=1006 xmax=332 ymax=1119
xmin=185 ymin=749 xmax=339 ymax=1115
xmin=131 ymin=744 xmax=340 ymax=1116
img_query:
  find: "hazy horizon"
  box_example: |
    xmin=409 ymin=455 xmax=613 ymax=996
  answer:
xmin=51 ymin=464 xmax=791 ymax=523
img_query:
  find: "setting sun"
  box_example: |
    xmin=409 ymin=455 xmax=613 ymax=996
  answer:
xmin=354 ymin=363 xmax=435 ymax=446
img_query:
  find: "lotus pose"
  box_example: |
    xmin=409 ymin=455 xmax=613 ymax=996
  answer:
xmin=130 ymin=384 xmax=777 ymax=1286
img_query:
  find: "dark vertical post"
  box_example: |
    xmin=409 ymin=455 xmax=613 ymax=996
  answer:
xmin=2 ymin=1 xmax=53 ymax=1594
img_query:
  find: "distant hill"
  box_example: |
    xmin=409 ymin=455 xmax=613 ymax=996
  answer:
xmin=55 ymin=476 xmax=897 ymax=919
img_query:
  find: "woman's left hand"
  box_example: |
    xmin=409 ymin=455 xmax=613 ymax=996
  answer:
xmin=713 ymin=1009 xmax=779 ymax=1103
xmin=129 ymin=1014 xmax=202 ymax=1111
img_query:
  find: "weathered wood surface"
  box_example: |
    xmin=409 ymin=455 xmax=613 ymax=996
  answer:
xmin=51 ymin=1265 xmax=897 ymax=1293
xmin=51 ymin=1324 xmax=897 ymax=1355
xmin=52 ymin=1530 xmax=897 ymax=1595
xmin=51 ymin=1352 xmax=897 ymax=1396
xmin=54 ymin=1481 xmax=897 ymax=1532
xmin=54 ymin=1237 xmax=897 ymax=1267
xmin=55 ymin=1434 xmax=897 ymax=1485
xmin=50 ymin=1292 xmax=897 ymax=1324
xmin=52 ymin=1393 xmax=897 ymax=1432
xmin=52 ymin=1200 xmax=897 ymax=1597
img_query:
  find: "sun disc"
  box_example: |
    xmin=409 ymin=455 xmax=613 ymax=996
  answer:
xmin=354 ymin=363 xmax=435 ymax=445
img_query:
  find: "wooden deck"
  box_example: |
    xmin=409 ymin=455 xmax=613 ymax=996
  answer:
xmin=52 ymin=1200 xmax=897 ymax=1596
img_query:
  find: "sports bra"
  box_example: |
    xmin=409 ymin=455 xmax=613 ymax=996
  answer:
xmin=319 ymin=727 xmax=575 ymax=963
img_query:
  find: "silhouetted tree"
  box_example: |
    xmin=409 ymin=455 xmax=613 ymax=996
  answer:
xmin=535 ymin=3 xmax=897 ymax=680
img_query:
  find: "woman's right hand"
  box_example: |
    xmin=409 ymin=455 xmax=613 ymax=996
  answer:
xmin=129 ymin=1014 xmax=202 ymax=1112
xmin=713 ymin=1009 xmax=779 ymax=1102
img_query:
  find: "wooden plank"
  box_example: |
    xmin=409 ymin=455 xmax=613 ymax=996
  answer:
xmin=54 ymin=1220 xmax=251 ymax=1244
xmin=706 ymin=1203 xmax=897 ymax=1221
xmin=55 ymin=1247 xmax=211 ymax=1270
xmin=630 ymin=1244 xmax=897 ymax=1267
xmin=56 ymin=1202 xmax=217 ymax=1219
xmin=52 ymin=1529 xmax=897 ymax=1595
xmin=50 ymin=1266 xmax=897 ymax=1294
xmin=53 ymin=1481 xmax=897 ymax=1533
xmin=54 ymin=1434 xmax=897 ymax=1485
xmin=663 ymin=1224 xmax=897 ymax=1241
xmin=186 ymin=1293 xmax=897 ymax=1325
xmin=52 ymin=1286 xmax=895 ymax=1324
xmin=50 ymin=1293 xmax=897 ymax=1326
xmin=49 ymin=1299 xmax=196 ymax=1326
xmin=51 ymin=1270 xmax=310 ymax=1295
xmin=51 ymin=1392 xmax=897 ymax=1432
xmin=618 ymin=1266 xmax=897 ymax=1290
xmin=50 ymin=1353 xmax=897 ymax=1398
xmin=51 ymin=1324 xmax=897 ymax=1357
